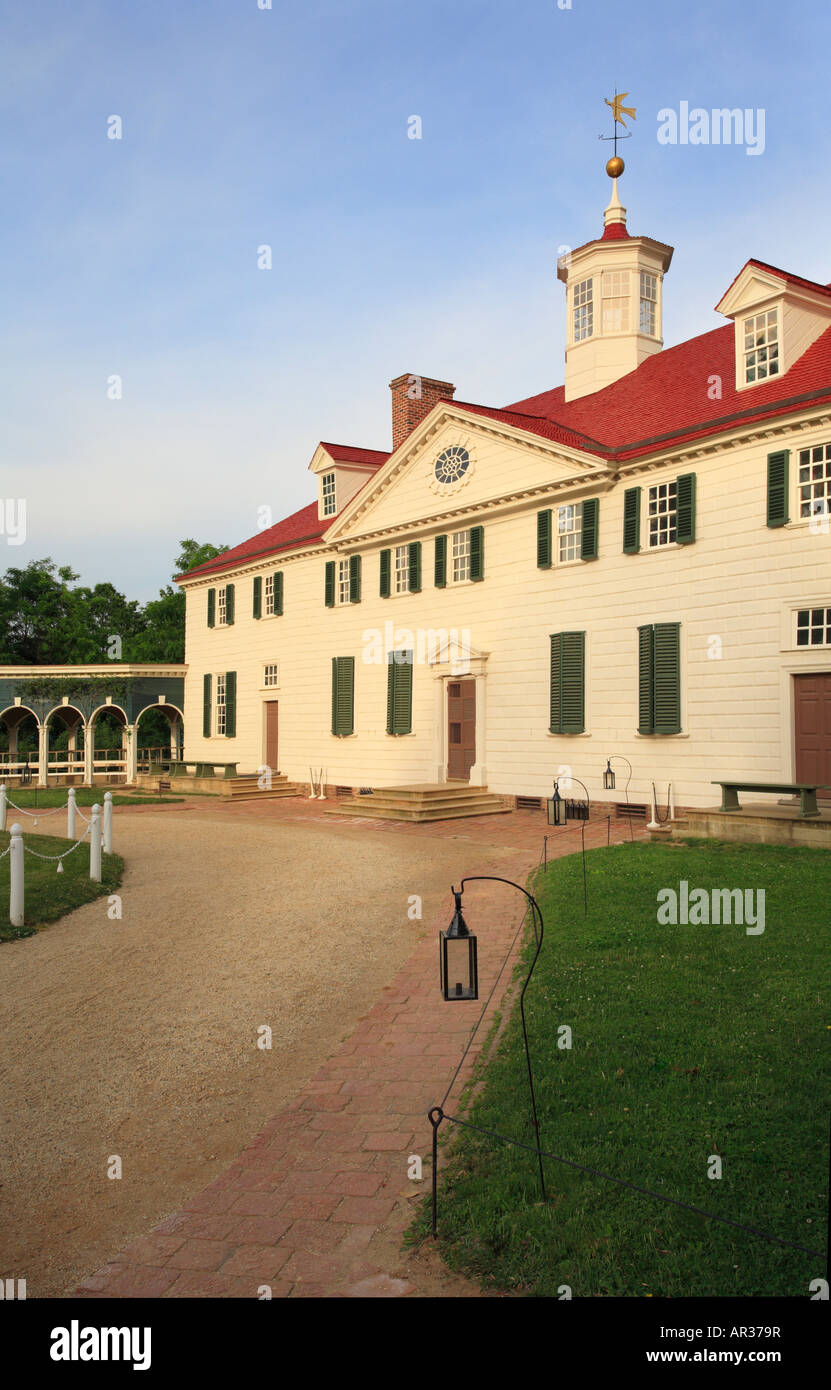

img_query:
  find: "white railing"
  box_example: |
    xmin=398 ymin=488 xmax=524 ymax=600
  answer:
xmin=3 ymin=789 xmax=114 ymax=927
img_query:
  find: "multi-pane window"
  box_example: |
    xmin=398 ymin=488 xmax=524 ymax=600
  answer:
xmin=337 ymin=559 xmax=350 ymax=605
xmin=796 ymin=608 xmax=831 ymax=647
xmin=322 ymin=472 xmax=337 ymax=516
xmin=264 ymin=575 xmax=275 ymax=615
xmin=215 ymin=673 xmax=226 ymax=735
xmin=639 ymin=272 xmax=657 ymax=335
xmin=394 ymin=545 xmax=410 ymax=594
xmin=798 ymin=444 xmax=831 ymax=520
xmin=743 ymin=310 xmax=779 ymax=383
xmin=602 ymin=270 xmax=629 ymax=333
xmin=648 ymin=481 xmax=678 ymax=547
xmin=572 ymin=278 xmax=593 ymax=342
xmin=452 ymin=530 xmax=471 ymax=583
xmin=217 ymin=587 xmax=227 ymax=625
xmin=557 ymin=503 xmax=583 ymax=563
xmin=263 ymin=663 xmax=279 ymax=686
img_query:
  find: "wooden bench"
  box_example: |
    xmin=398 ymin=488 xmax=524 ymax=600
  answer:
xmin=713 ymin=781 xmax=830 ymax=819
xmin=150 ymin=760 xmax=238 ymax=780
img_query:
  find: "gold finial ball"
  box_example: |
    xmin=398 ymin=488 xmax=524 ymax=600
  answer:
xmin=606 ymin=155 xmax=625 ymax=178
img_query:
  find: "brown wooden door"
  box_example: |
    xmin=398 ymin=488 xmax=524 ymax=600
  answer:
xmin=447 ymin=680 xmax=475 ymax=780
xmin=264 ymin=700 xmax=279 ymax=772
xmin=794 ymin=674 xmax=831 ymax=789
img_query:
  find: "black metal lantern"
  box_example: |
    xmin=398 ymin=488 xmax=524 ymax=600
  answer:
xmin=547 ymin=779 xmax=564 ymax=826
xmin=21 ymin=763 xmax=33 ymax=786
xmin=603 ymin=758 xmax=615 ymax=790
xmin=440 ymin=888 xmax=478 ymax=1001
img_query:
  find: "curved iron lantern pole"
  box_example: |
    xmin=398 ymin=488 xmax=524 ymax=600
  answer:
xmin=457 ymin=875 xmax=547 ymax=1203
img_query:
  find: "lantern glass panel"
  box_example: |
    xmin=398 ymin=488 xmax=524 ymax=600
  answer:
xmin=547 ymin=796 xmax=563 ymax=826
xmin=441 ymin=933 xmax=478 ymax=1000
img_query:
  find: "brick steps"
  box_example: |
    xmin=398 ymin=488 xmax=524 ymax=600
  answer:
xmin=225 ymin=776 xmax=304 ymax=802
xmin=327 ymin=783 xmax=511 ymax=823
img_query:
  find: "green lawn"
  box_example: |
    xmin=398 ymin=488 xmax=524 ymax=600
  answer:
xmin=2 ymin=787 xmax=182 ymax=808
xmin=413 ymin=838 xmax=830 ymax=1297
xmin=0 ymin=828 xmax=123 ymax=941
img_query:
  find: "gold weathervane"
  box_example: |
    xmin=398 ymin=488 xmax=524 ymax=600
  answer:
xmin=600 ymin=90 xmax=636 ymax=178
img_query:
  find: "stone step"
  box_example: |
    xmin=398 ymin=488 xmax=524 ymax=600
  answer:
xmin=327 ymin=785 xmax=511 ymax=822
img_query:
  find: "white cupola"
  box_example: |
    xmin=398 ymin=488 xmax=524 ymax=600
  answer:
xmin=557 ymin=161 xmax=674 ymax=402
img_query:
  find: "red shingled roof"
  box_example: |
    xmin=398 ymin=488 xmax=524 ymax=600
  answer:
xmin=319 ymin=442 xmax=390 ymax=466
xmin=178 ymin=502 xmax=326 ymax=581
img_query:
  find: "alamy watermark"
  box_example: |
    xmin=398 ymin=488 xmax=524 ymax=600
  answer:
xmin=657 ymin=880 xmax=765 ymax=935
xmin=362 ymin=622 xmax=471 ymax=674
xmin=657 ymin=103 xmax=765 ymax=156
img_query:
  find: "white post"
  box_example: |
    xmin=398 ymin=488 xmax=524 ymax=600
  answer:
xmin=0 ymin=783 xmax=6 ymax=832
xmin=9 ymin=822 xmax=24 ymax=927
xmin=103 ymin=791 xmax=113 ymax=854
xmin=647 ymin=783 xmax=660 ymax=831
xmin=90 ymin=803 xmax=102 ymax=883
xmin=317 ymin=767 xmax=326 ymax=800
xmin=669 ymin=783 xmax=676 ymax=821
xmin=67 ymin=786 xmax=76 ymax=840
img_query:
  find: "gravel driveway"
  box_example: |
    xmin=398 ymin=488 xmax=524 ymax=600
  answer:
xmin=0 ymin=806 xmax=469 ymax=1296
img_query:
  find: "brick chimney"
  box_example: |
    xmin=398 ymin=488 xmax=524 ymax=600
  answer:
xmin=389 ymin=373 xmax=456 ymax=451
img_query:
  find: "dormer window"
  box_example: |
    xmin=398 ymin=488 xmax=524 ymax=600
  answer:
xmin=601 ymin=271 xmax=629 ymax=333
xmin=572 ymin=278 xmax=593 ymax=342
xmin=639 ymin=273 xmax=658 ymax=335
xmin=743 ymin=309 xmax=779 ymax=384
xmin=322 ymin=471 xmax=337 ymax=517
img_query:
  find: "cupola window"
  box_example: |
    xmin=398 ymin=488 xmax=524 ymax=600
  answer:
xmin=602 ymin=270 xmax=630 ymax=332
xmin=572 ymin=278 xmax=594 ymax=342
xmin=639 ymin=273 xmax=658 ymax=335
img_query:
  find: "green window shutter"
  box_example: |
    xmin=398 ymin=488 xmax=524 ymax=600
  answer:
xmin=766 ymin=450 xmax=790 ymax=528
xmin=202 ymin=674 xmax=212 ymax=737
xmin=408 ymin=541 xmax=422 ymax=593
xmin=434 ymin=535 xmax=447 ymax=588
xmin=331 ymin=656 xmax=355 ymax=736
xmin=252 ymin=576 xmax=262 ymax=619
xmin=469 ymin=525 xmax=484 ymax=581
xmin=676 ymin=473 xmax=696 ymax=545
xmin=207 ymin=588 xmax=216 ymax=628
xmin=653 ymin=623 xmax=681 ymax=734
xmin=537 ymin=510 xmax=552 ymax=568
xmin=549 ymin=632 xmax=585 ymax=734
xmin=225 ymin=671 xmax=237 ymax=737
xmin=581 ymin=498 xmax=599 ymax=560
xmin=623 ymin=488 xmax=641 ymax=553
xmin=380 ymin=549 xmax=391 ymax=598
xmin=386 ymin=651 xmax=413 ymax=735
xmin=349 ymin=554 xmax=362 ymax=603
xmin=638 ymin=625 xmax=655 ymax=734
xmin=325 ymin=560 xmax=335 ymax=607
xmin=225 ymin=584 xmax=235 ymax=626
xmin=274 ymin=571 xmax=284 ymax=615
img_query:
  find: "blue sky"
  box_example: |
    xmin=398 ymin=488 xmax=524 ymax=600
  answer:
xmin=3 ymin=0 xmax=829 ymax=600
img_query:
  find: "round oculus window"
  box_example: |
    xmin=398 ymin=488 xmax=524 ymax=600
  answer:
xmin=433 ymin=446 xmax=470 ymax=485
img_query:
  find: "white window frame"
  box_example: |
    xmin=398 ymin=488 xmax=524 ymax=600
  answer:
xmin=394 ymin=544 xmax=410 ymax=595
xmin=639 ymin=272 xmax=658 ymax=337
xmin=322 ymin=472 xmax=337 ymax=517
xmin=215 ymin=673 xmax=227 ymax=736
xmin=263 ymin=662 xmax=280 ymax=688
xmin=451 ymin=529 xmax=472 ymax=584
xmin=797 ymin=443 xmax=831 ymax=522
xmin=647 ymin=481 xmax=678 ymax=548
xmin=795 ymin=606 xmax=831 ymax=649
xmin=601 ymin=270 xmax=630 ymax=334
xmin=557 ymin=503 xmax=583 ymax=564
xmin=336 ymin=558 xmax=351 ymax=605
xmin=742 ymin=308 xmax=780 ymax=385
xmin=217 ymin=587 xmax=227 ymax=626
xmin=572 ymin=277 xmax=593 ymax=343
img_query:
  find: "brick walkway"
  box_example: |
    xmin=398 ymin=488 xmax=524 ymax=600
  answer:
xmin=77 ymin=805 xmax=640 ymax=1298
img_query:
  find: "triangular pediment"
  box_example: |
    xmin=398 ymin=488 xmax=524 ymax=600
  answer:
xmin=716 ymin=265 xmax=787 ymax=318
xmin=325 ymin=405 xmax=608 ymax=543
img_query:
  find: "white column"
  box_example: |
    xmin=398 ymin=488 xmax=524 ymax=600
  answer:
xmin=469 ymin=673 xmax=487 ymax=788
xmin=37 ymin=723 xmax=48 ymax=788
xmin=125 ymin=725 xmax=137 ymax=784
xmin=0 ymin=783 xmax=6 ymax=831
xmin=431 ymin=677 xmax=446 ymax=783
xmin=89 ymin=804 xmax=102 ymax=882
xmin=9 ymin=823 xmax=24 ymax=927
xmin=84 ymin=720 xmax=94 ymax=787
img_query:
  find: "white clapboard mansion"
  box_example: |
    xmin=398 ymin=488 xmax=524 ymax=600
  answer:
xmin=177 ymin=168 xmax=831 ymax=812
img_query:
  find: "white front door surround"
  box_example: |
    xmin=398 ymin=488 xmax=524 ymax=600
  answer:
xmin=430 ymin=648 xmax=489 ymax=787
